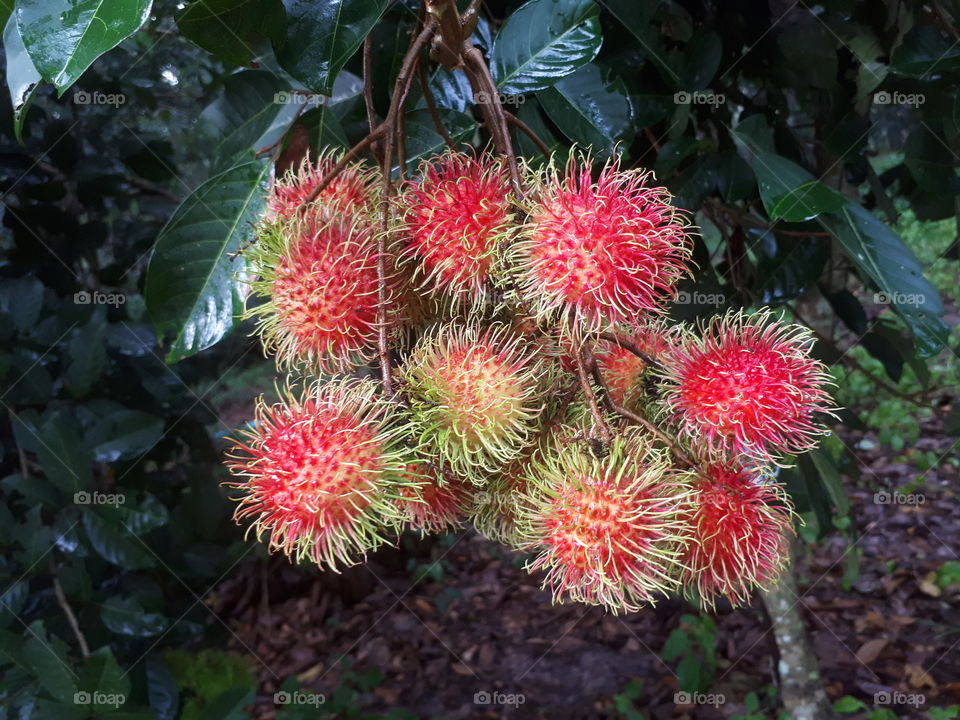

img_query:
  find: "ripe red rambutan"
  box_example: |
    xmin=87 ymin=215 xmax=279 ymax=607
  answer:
xmin=681 ymin=462 xmax=794 ymax=608
xmin=399 ymin=322 xmax=546 ymax=480
xmin=244 ymin=214 xmax=387 ymax=371
xmin=519 ymin=437 xmax=692 ymax=614
xmin=225 ymin=380 xmax=412 ymax=571
xmin=596 ymin=323 xmax=673 ymax=409
xmin=393 ymin=463 xmax=471 ymax=535
xmin=661 ymin=309 xmax=835 ymax=463
xmin=267 ymin=151 xmax=375 ymax=220
xmin=398 ymin=151 xmax=514 ymax=308
xmin=510 ymin=155 xmax=693 ymax=330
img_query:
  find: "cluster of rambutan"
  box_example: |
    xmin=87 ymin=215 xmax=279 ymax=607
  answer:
xmin=225 ymin=149 xmax=835 ymax=614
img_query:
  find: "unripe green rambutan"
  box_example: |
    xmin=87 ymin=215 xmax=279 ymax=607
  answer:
xmin=225 ymin=380 xmax=415 ymax=571
xmin=398 ymin=322 xmax=547 ymax=482
xmin=518 ymin=434 xmax=693 ymax=614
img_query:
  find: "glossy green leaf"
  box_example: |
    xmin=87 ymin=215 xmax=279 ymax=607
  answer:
xmin=0 ymin=275 xmax=44 ymax=332
xmin=201 ymin=70 xmax=287 ymax=171
xmin=101 ymin=596 xmax=169 ymax=637
xmin=890 ymin=25 xmax=960 ymax=77
xmin=3 ymin=14 xmax=42 ymax=143
xmin=83 ymin=510 xmax=156 ymax=570
xmin=79 ymin=646 xmax=131 ymax=699
xmin=145 ymin=160 xmax=270 ymax=363
xmin=824 ymin=202 xmax=950 ymax=357
xmin=22 ymin=621 xmax=77 ymax=703
xmin=395 ymin=108 xmax=476 ymax=176
xmin=808 ymin=448 xmax=849 ymax=516
xmin=176 ymin=0 xmax=286 ymax=67
xmin=12 ymin=411 xmax=92 ymax=494
xmin=752 ymin=152 xmax=846 ymax=222
xmin=16 ymin=0 xmax=153 ymax=94
xmin=538 ymin=63 xmax=632 ymax=158
xmin=491 ymin=0 xmax=602 ymax=94
xmin=65 ymin=317 xmax=107 ymax=397
xmin=274 ymin=0 xmax=389 ymax=95
xmin=146 ymin=655 xmax=180 ymax=720
xmin=777 ymin=23 xmax=837 ymax=89
xmin=86 ymin=409 xmax=164 ymax=462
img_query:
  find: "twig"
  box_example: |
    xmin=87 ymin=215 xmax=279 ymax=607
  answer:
xmin=572 ymin=335 xmax=612 ymax=445
xmin=505 ymin=111 xmax=551 ymax=158
xmin=362 ymin=34 xmax=381 ymax=161
xmin=643 ymin=127 xmax=662 ymax=153
xmin=417 ymin=62 xmax=457 ymax=151
xmin=50 ymin=559 xmax=90 ymax=659
xmin=597 ymin=331 xmax=663 ymax=372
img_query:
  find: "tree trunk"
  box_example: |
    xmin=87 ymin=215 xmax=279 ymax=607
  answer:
xmin=761 ymin=542 xmax=836 ymax=720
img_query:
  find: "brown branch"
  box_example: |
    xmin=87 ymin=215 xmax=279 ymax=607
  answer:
xmin=50 ymin=559 xmax=90 ymax=659
xmin=505 ymin=111 xmax=551 ymax=158
xmin=597 ymin=331 xmax=663 ymax=372
xmin=417 ymin=62 xmax=457 ymax=151
xmin=362 ymin=34 xmax=382 ymax=162
xmin=572 ymin=336 xmax=612 ymax=445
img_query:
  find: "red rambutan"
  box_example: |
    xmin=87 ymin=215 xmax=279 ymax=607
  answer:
xmin=267 ymin=152 xmax=375 ymax=220
xmin=520 ymin=437 xmax=692 ymax=614
xmin=596 ymin=323 xmax=673 ymax=409
xmin=398 ymin=151 xmax=514 ymax=309
xmin=661 ymin=309 xmax=835 ymax=463
xmin=510 ymin=155 xmax=693 ymax=330
xmin=393 ymin=462 xmax=471 ymax=535
xmin=225 ymin=380 xmax=412 ymax=571
xmin=681 ymin=462 xmax=794 ymax=608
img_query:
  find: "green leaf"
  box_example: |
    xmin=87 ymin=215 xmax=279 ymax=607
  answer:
xmin=22 ymin=621 xmax=78 ymax=703
xmin=665 ymin=31 xmax=722 ymax=90
xmin=752 ymin=153 xmax=846 ymax=222
xmin=65 ymin=317 xmax=107 ymax=397
xmin=145 ymin=160 xmax=270 ymax=363
xmin=79 ymin=646 xmax=131 ymax=699
xmin=491 ymin=0 xmax=602 ymax=94
xmin=146 ymin=655 xmax=180 ymax=720
xmin=808 ymin=447 xmax=849 ymax=516
xmin=538 ymin=63 xmax=632 ymax=159
xmin=201 ymin=70 xmax=288 ymax=171
xmin=732 ymin=114 xmax=775 ymax=156
xmin=16 ymin=0 xmax=153 ymax=94
xmin=176 ymin=0 xmax=286 ymax=67
xmin=0 ymin=275 xmax=44 ymax=332
xmin=395 ymin=108 xmax=476 ymax=176
xmin=833 ymin=696 xmax=866 ymax=713
xmin=83 ymin=510 xmax=156 ymax=570
xmin=86 ymin=409 xmax=164 ymax=463
xmin=777 ymin=23 xmax=837 ymax=89
xmin=824 ymin=202 xmax=950 ymax=357
xmin=890 ymin=25 xmax=960 ymax=77
xmin=274 ymin=0 xmax=389 ymax=95
xmin=12 ymin=411 xmax=92 ymax=495
xmin=3 ymin=14 xmax=42 ymax=143
xmin=101 ymin=596 xmax=169 ymax=637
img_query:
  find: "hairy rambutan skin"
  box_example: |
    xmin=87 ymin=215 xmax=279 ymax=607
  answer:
xmin=398 ymin=152 xmax=514 ymax=310
xmin=243 ymin=213 xmax=392 ymax=372
xmin=661 ymin=309 xmax=836 ymax=464
xmin=596 ymin=322 xmax=674 ymax=410
xmin=682 ymin=463 xmax=794 ymax=609
xmin=398 ymin=322 xmax=548 ymax=481
xmin=519 ymin=436 xmax=693 ymax=614
xmin=267 ymin=151 xmax=376 ymax=220
xmin=225 ymin=380 xmax=415 ymax=571
xmin=393 ymin=462 xmax=472 ymax=535
xmin=509 ymin=155 xmax=693 ymax=332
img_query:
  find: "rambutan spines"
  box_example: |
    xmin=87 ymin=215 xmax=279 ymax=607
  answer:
xmin=393 ymin=462 xmax=472 ymax=535
xmin=225 ymin=381 xmax=414 ymax=571
xmin=681 ymin=463 xmax=794 ymax=609
xmin=399 ymin=322 xmax=547 ymax=481
xmin=267 ymin=152 xmax=376 ymax=220
xmin=519 ymin=437 xmax=693 ymax=614
xmin=398 ymin=152 xmax=514 ymax=309
xmin=661 ymin=309 xmax=836 ymax=464
xmin=244 ymin=213 xmax=393 ymax=372
xmin=510 ymin=155 xmax=694 ymax=332
xmin=595 ymin=323 xmax=674 ymax=410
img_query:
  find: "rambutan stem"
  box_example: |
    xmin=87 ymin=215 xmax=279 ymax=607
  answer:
xmin=597 ymin=331 xmax=664 ymax=372
xmin=572 ymin=334 xmax=612 ymax=446
xmin=417 ymin=62 xmax=457 ymax=151
xmin=362 ymin=35 xmax=380 ymax=160
xmin=504 ymin=111 xmax=551 ymax=158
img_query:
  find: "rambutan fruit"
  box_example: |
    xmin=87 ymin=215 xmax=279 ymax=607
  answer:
xmin=267 ymin=151 xmax=375 ymax=220
xmin=681 ymin=462 xmax=794 ymax=608
xmin=510 ymin=155 xmax=693 ymax=331
xmin=243 ymin=213 xmax=388 ymax=372
xmin=519 ymin=436 xmax=692 ymax=614
xmin=398 ymin=152 xmax=514 ymax=309
xmin=661 ymin=309 xmax=835 ymax=463
xmin=595 ymin=323 xmax=673 ymax=410
xmin=225 ymin=380 xmax=413 ymax=571
xmin=393 ymin=462 xmax=471 ymax=535
xmin=398 ymin=322 xmax=546 ymax=481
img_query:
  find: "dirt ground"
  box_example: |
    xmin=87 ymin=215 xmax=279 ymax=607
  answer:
xmin=210 ymin=413 xmax=960 ymax=719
